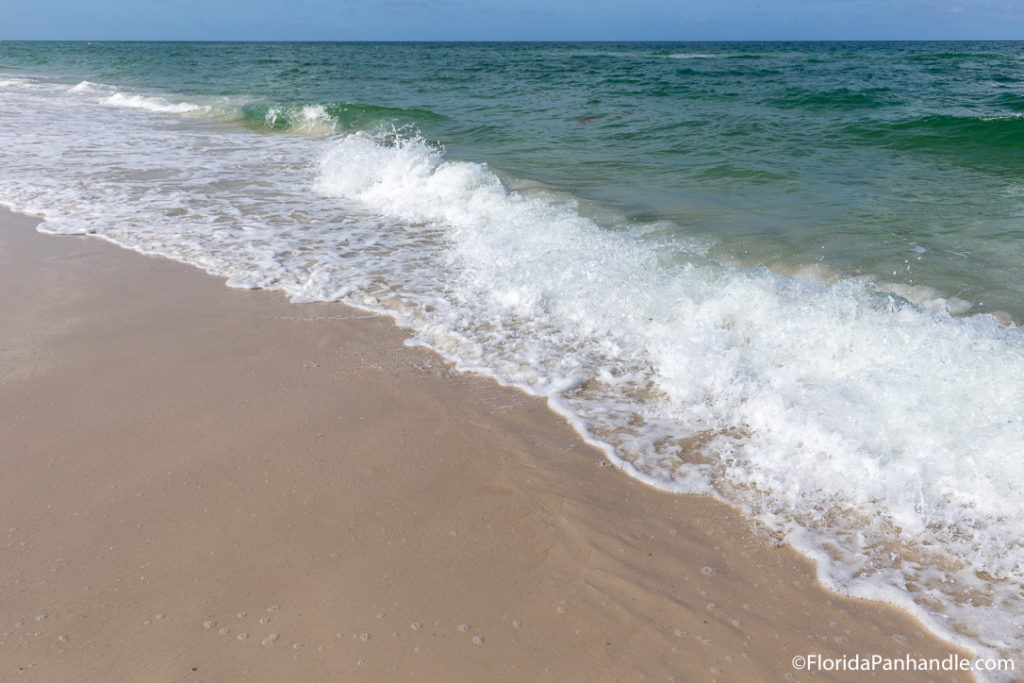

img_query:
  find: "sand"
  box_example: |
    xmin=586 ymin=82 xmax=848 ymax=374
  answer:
xmin=1 ymin=206 xmax=974 ymax=682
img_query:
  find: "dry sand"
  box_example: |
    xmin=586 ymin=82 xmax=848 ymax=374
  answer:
xmin=1 ymin=206 xmax=973 ymax=681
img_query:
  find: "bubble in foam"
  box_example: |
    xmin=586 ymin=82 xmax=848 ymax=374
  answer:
xmin=237 ymin=632 xmax=249 ymax=640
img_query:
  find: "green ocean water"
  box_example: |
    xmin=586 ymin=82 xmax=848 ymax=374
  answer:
xmin=4 ymin=40 xmax=1023 ymax=318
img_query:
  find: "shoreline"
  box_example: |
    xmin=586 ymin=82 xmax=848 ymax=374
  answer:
xmin=1 ymin=206 xmax=976 ymax=681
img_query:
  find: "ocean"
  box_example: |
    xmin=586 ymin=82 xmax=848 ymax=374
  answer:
xmin=1 ymin=40 xmax=1022 ymax=663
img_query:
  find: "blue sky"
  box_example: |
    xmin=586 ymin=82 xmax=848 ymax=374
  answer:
xmin=3 ymin=0 xmax=1022 ymax=41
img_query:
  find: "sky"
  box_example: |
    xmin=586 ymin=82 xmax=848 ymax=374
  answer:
xmin=2 ymin=0 xmax=1023 ymax=41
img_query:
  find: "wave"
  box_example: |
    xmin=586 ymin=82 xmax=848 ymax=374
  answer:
xmin=665 ymin=53 xmax=719 ymax=59
xmin=847 ymin=114 xmax=1024 ymax=170
xmin=69 ymin=80 xmax=115 ymax=93
xmin=0 ymin=75 xmax=53 ymax=91
xmin=992 ymin=92 xmax=1024 ymax=111
xmin=313 ymin=132 xmax=1024 ymax=662
xmin=63 ymin=79 xmax=447 ymax=137
xmin=766 ymin=86 xmax=899 ymax=111
xmin=68 ymin=80 xmax=211 ymax=115
xmin=103 ymin=91 xmax=209 ymax=115
xmin=908 ymin=51 xmax=1009 ymax=62
xmin=236 ymin=101 xmax=447 ymax=135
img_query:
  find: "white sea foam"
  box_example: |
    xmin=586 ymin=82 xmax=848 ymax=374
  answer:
xmin=314 ymin=132 xmax=1024 ymax=662
xmin=1 ymin=79 xmax=1022 ymax=668
xmin=69 ymin=80 xmax=114 ymax=93
xmin=102 ymin=92 xmax=207 ymax=115
xmin=879 ymin=281 xmax=974 ymax=315
xmin=64 ymin=80 xmax=210 ymax=115
xmin=0 ymin=76 xmax=56 ymax=92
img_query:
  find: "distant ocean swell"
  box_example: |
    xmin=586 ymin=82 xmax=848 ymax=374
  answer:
xmin=1 ymin=43 xmax=1023 ymax=671
xmin=849 ymin=114 xmax=1024 ymax=166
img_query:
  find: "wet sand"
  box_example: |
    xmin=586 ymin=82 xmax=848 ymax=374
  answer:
xmin=1 ymin=207 xmax=973 ymax=681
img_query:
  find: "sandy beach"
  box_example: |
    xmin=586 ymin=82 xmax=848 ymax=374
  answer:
xmin=1 ymin=205 xmax=974 ymax=681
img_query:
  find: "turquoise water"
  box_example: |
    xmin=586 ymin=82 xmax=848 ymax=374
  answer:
xmin=6 ymin=40 xmax=1024 ymax=317
xmin=1 ymin=41 xmax=1023 ymax=666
